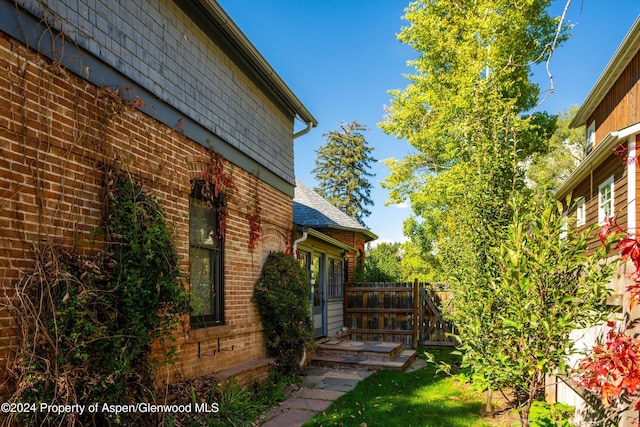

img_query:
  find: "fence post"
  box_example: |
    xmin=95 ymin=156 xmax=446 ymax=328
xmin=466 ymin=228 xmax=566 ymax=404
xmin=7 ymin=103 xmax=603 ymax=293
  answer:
xmin=413 ymin=278 xmax=419 ymax=348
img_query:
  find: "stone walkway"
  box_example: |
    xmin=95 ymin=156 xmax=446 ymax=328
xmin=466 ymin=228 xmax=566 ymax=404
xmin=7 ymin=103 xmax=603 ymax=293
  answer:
xmin=256 ymin=359 xmax=427 ymax=427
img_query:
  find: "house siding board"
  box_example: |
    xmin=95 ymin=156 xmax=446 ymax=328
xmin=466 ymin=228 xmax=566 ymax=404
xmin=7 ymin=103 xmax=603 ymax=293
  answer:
xmin=327 ymin=300 xmax=344 ymax=337
xmin=11 ymin=0 xmax=295 ymax=184
xmin=0 ymin=30 xmax=292 ymax=394
xmin=591 ymin=50 xmax=640 ymax=148
xmin=567 ymin=154 xmax=627 ymax=253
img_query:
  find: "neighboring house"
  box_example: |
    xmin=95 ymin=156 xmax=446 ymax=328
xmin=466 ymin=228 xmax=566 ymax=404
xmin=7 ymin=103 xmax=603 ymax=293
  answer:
xmin=553 ymin=16 xmax=640 ymax=426
xmin=0 ymin=0 xmax=316 ymax=394
xmin=293 ymin=179 xmax=377 ymax=338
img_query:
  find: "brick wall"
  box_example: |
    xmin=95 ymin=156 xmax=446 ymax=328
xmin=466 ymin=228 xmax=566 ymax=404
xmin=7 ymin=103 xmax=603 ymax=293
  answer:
xmin=0 ymin=30 xmax=293 ymax=394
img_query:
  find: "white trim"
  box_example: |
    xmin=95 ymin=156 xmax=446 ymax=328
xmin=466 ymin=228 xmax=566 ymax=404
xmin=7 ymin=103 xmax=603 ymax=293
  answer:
xmin=628 ymin=137 xmax=637 ymax=236
xmin=576 ymin=197 xmax=586 ymax=227
xmin=556 ymin=122 xmax=640 ymax=199
xmin=560 ymin=211 xmax=568 ymax=240
xmin=598 ymin=175 xmax=615 ymax=225
xmin=585 ymin=121 xmax=596 ymax=155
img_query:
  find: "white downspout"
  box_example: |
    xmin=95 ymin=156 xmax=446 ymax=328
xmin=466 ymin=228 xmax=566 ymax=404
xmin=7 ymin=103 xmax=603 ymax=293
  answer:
xmin=292 ymin=116 xmax=311 ymax=258
xmin=292 ymin=230 xmax=308 ymax=259
xmin=628 ymin=136 xmax=637 ymax=236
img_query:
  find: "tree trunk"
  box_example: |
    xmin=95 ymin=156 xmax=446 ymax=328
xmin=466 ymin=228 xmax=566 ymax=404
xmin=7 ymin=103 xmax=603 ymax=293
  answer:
xmin=486 ymin=387 xmax=493 ymax=415
xmin=519 ymin=373 xmax=541 ymax=427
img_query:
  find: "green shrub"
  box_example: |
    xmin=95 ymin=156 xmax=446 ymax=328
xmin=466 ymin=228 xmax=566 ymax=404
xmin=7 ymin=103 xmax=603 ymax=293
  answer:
xmin=165 ymin=370 xmax=296 ymax=427
xmin=253 ymin=252 xmax=313 ymax=374
xmin=11 ymin=169 xmax=189 ymax=426
xmin=529 ymin=401 xmax=574 ymax=427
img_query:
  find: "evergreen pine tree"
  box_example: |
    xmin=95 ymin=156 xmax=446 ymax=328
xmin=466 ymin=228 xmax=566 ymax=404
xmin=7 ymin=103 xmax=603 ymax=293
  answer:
xmin=312 ymin=121 xmax=376 ymax=226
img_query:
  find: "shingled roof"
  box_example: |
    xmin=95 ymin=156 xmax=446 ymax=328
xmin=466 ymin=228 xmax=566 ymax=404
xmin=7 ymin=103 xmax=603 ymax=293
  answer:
xmin=293 ymin=179 xmax=377 ymax=242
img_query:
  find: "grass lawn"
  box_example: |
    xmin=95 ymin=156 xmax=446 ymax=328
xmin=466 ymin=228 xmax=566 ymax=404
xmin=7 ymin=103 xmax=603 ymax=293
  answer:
xmin=302 ymin=349 xmax=515 ymax=427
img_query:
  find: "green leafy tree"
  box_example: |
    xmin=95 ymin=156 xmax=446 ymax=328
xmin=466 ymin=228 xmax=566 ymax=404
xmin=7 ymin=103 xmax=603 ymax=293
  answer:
xmin=526 ymin=105 xmax=585 ymax=190
xmin=362 ymin=242 xmax=402 ymax=282
xmin=379 ymin=2 xmax=574 ymax=425
xmin=453 ymin=190 xmax=614 ymax=425
xmin=312 ymin=120 xmax=376 ymax=226
xmin=379 ymin=0 xmax=561 ymax=285
xmin=398 ymin=239 xmax=440 ymax=283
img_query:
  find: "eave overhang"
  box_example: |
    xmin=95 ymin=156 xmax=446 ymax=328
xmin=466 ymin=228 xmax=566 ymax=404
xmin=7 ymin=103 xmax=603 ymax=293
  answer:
xmin=298 ymin=227 xmax=359 ymax=253
xmin=570 ymin=16 xmax=640 ymax=128
xmin=318 ymin=224 xmax=379 ymax=243
xmin=555 ymin=122 xmax=640 ymax=199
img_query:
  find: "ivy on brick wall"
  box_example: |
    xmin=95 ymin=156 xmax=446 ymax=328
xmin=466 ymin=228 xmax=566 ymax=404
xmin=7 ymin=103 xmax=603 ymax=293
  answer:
xmin=6 ymin=167 xmax=189 ymax=427
xmin=192 ymin=147 xmax=238 ymax=241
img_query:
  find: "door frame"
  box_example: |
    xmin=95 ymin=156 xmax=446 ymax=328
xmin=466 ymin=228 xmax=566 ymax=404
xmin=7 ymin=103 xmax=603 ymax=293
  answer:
xmin=300 ymin=250 xmax=327 ymax=338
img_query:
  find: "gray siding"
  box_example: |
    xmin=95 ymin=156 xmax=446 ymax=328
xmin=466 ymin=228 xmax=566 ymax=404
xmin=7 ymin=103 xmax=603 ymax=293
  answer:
xmin=327 ymin=300 xmax=343 ymax=337
xmin=15 ymin=0 xmax=294 ymax=184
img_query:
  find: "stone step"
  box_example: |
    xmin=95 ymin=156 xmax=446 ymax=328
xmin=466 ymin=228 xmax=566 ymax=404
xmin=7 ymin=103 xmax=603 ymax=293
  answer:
xmin=312 ymin=349 xmax=418 ymax=372
xmin=315 ymin=339 xmax=404 ymax=362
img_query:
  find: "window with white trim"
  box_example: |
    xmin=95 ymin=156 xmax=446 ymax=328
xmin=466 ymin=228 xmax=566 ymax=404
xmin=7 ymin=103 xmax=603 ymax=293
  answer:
xmin=598 ymin=176 xmax=615 ymax=225
xmin=576 ymin=197 xmax=586 ymax=227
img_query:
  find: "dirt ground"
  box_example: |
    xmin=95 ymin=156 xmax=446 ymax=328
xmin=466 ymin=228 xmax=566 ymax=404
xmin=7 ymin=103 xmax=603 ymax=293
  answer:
xmin=479 ymin=389 xmax=521 ymax=426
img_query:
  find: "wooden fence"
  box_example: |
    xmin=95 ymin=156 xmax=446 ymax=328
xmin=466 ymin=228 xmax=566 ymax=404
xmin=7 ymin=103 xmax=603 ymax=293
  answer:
xmin=344 ymin=280 xmax=458 ymax=348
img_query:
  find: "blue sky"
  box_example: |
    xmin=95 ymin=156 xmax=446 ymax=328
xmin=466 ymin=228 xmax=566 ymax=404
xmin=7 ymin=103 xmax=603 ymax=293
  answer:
xmin=217 ymin=0 xmax=640 ymax=244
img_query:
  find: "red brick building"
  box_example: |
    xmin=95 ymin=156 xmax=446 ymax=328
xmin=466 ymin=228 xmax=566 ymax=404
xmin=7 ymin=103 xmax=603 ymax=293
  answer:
xmin=0 ymin=0 xmax=316 ymax=393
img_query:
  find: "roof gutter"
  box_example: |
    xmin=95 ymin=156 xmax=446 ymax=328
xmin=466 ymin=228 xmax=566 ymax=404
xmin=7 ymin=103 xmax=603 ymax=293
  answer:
xmin=555 ymin=122 xmax=640 ymax=199
xmin=293 ymin=116 xmax=314 ymax=139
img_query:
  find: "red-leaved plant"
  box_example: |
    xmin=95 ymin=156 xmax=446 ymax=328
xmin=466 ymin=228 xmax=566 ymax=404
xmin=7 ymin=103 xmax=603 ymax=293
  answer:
xmin=598 ymin=216 xmax=640 ymax=309
xmin=573 ymin=203 xmax=640 ymax=421
xmin=574 ymin=321 xmax=640 ymax=411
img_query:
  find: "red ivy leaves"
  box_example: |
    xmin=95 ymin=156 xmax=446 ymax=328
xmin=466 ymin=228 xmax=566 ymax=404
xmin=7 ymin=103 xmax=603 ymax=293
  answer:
xmin=629 ymin=282 xmax=640 ymax=310
xmin=597 ymin=217 xmax=640 ymax=308
xmin=613 ymin=143 xmax=638 ymax=166
xmin=201 ymin=149 xmax=237 ymax=200
xmin=574 ymin=325 xmax=640 ymax=409
xmin=576 ymin=145 xmax=640 ymax=416
xmin=247 ymin=209 xmax=262 ymax=252
xmin=598 ymin=221 xmax=615 ymax=245
xmin=618 ymin=237 xmax=640 ymax=276
xmin=197 ymin=148 xmax=238 ymax=240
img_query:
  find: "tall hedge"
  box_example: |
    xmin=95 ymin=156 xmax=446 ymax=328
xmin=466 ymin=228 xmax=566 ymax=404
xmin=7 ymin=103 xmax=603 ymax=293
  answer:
xmin=253 ymin=252 xmax=313 ymax=374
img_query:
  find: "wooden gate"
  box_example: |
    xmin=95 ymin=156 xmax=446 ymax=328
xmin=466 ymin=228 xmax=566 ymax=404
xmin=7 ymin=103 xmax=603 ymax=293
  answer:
xmin=418 ymin=285 xmax=458 ymax=347
xmin=344 ymin=281 xmax=458 ymax=348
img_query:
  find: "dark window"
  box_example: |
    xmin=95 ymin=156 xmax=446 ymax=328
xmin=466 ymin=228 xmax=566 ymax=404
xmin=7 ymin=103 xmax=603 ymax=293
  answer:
xmin=189 ymin=184 xmax=224 ymax=328
xmin=328 ymin=258 xmax=344 ymax=299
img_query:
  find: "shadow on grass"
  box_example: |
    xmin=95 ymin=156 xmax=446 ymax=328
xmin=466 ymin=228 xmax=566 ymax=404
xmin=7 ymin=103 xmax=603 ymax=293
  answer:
xmin=303 ymin=350 xmax=493 ymax=427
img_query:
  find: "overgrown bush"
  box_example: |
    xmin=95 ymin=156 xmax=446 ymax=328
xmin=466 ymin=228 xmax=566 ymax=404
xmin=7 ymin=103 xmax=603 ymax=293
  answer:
xmin=6 ymin=168 xmax=189 ymax=426
xmin=253 ymin=252 xmax=313 ymax=374
xmin=165 ymin=371 xmax=295 ymax=427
